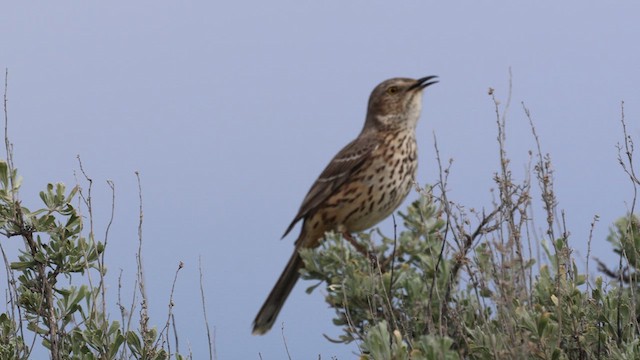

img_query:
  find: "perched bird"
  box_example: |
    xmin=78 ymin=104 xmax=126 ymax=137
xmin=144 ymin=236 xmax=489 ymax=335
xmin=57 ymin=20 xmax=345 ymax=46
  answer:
xmin=252 ymin=76 xmax=438 ymax=335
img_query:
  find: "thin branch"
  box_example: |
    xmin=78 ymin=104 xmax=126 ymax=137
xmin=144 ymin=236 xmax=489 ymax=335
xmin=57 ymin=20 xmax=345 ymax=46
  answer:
xmin=281 ymin=324 xmax=293 ymax=360
xmin=102 ymin=179 xmax=116 ymax=313
xmin=157 ymin=261 xmax=184 ymax=356
xmin=4 ymin=68 xmax=15 ymax=189
xmin=585 ymin=215 xmax=599 ymax=290
xmin=134 ymin=171 xmax=150 ymax=351
xmin=199 ymin=256 xmax=215 ymax=360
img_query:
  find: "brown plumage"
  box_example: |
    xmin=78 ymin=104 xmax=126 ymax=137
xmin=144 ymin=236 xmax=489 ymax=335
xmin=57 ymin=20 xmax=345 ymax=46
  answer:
xmin=252 ymin=76 xmax=438 ymax=335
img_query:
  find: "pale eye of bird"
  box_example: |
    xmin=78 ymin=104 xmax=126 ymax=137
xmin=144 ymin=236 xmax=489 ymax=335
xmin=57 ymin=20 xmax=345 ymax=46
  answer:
xmin=386 ymin=86 xmax=398 ymax=95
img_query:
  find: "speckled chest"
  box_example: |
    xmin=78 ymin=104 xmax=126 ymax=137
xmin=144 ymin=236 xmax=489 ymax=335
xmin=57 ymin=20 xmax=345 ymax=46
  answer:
xmin=341 ymin=130 xmax=418 ymax=231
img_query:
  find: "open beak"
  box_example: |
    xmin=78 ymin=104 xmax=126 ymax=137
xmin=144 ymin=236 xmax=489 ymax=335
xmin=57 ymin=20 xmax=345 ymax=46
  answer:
xmin=408 ymin=75 xmax=439 ymax=91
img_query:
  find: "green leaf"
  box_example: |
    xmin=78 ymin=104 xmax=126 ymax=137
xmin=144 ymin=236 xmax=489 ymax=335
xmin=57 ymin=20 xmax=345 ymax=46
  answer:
xmin=109 ymin=331 xmax=126 ymax=358
xmin=126 ymin=331 xmax=142 ymax=355
xmin=10 ymin=261 xmax=35 ymax=270
xmin=537 ymin=312 xmax=549 ymax=337
xmin=0 ymin=160 xmax=8 ymax=187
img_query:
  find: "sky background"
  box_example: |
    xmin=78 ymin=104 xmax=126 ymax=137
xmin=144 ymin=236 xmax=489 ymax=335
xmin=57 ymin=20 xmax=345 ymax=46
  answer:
xmin=2 ymin=2 xmax=640 ymax=359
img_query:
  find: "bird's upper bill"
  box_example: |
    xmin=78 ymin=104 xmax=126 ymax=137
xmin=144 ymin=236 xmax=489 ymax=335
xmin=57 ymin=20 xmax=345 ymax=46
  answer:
xmin=408 ymin=75 xmax=439 ymax=91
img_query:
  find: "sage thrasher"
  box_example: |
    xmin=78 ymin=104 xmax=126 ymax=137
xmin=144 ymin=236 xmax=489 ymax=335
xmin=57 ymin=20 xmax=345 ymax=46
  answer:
xmin=252 ymin=76 xmax=438 ymax=335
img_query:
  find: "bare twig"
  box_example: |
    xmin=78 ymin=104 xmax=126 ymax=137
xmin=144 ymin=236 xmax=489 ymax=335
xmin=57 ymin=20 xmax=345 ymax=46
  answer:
xmin=429 ymin=133 xmax=453 ymax=335
xmin=75 ymin=157 xmax=100 ymax=315
xmin=102 ymin=179 xmax=116 ymax=307
xmin=4 ymin=68 xmax=15 ymax=185
xmin=157 ymin=261 xmax=184 ymax=356
xmin=586 ymin=215 xmax=599 ymax=290
xmin=117 ymin=269 xmax=130 ymax=360
xmin=134 ymin=171 xmax=151 ymax=352
xmin=388 ymin=214 xmax=398 ymax=304
xmin=281 ymin=324 xmax=293 ymax=360
xmin=199 ymin=256 xmax=215 ymax=360
xmin=522 ymin=102 xmax=556 ymax=241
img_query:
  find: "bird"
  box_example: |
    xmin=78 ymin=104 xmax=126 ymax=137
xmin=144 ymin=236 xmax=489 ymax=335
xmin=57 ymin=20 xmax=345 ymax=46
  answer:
xmin=252 ymin=76 xmax=438 ymax=335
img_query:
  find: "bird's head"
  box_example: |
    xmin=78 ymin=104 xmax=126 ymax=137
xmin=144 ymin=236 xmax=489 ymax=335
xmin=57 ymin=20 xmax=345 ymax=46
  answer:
xmin=364 ymin=76 xmax=438 ymax=131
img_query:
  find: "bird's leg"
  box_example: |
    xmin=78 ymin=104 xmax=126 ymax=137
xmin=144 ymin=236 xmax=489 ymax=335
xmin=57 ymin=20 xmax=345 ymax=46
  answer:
xmin=342 ymin=231 xmax=367 ymax=254
xmin=341 ymin=231 xmax=378 ymax=267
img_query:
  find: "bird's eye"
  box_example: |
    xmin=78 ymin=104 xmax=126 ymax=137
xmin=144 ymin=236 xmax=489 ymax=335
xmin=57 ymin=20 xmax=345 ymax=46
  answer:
xmin=386 ymin=86 xmax=398 ymax=94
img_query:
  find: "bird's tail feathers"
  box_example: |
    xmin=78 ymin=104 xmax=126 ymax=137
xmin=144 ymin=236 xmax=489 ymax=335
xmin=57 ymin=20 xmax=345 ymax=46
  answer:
xmin=252 ymin=250 xmax=303 ymax=335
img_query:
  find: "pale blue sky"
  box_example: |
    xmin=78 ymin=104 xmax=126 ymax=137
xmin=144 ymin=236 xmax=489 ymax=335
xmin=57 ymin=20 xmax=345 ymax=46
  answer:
xmin=2 ymin=2 xmax=640 ymax=359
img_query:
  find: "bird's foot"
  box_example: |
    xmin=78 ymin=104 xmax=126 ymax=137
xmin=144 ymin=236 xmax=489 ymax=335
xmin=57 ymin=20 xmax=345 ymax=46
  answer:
xmin=342 ymin=231 xmax=379 ymax=268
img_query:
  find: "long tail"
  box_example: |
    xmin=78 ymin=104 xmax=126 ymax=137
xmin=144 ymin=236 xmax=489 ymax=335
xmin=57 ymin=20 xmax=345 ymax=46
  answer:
xmin=252 ymin=249 xmax=303 ymax=335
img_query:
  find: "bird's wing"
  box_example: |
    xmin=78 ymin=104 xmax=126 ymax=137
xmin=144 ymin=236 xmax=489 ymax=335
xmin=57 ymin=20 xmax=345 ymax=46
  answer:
xmin=282 ymin=134 xmax=379 ymax=238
